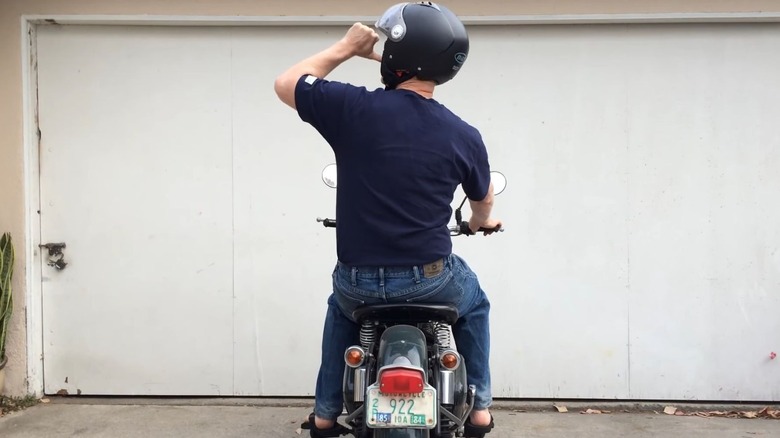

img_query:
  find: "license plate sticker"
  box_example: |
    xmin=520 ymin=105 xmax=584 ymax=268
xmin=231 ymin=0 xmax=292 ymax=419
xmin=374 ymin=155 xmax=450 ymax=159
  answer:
xmin=366 ymin=385 xmax=437 ymax=429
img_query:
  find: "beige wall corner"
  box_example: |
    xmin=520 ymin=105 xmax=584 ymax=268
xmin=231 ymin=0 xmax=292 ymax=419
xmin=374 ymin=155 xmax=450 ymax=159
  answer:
xmin=0 ymin=0 xmax=28 ymax=397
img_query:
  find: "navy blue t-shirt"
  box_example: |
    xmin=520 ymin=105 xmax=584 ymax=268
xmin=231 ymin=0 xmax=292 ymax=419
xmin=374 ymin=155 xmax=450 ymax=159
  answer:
xmin=296 ymin=75 xmax=490 ymax=266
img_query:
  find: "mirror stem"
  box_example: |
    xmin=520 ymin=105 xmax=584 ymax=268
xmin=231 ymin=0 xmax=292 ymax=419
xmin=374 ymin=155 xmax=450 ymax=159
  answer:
xmin=455 ymin=196 xmax=467 ymax=224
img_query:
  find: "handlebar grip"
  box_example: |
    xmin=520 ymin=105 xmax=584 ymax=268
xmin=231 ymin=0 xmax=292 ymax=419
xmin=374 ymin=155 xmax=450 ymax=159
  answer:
xmin=460 ymin=221 xmax=503 ymax=235
xmin=317 ymin=218 xmax=337 ymax=228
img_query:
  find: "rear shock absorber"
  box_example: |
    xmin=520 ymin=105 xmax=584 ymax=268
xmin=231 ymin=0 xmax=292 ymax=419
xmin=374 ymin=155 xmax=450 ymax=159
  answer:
xmin=360 ymin=321 xmax=377 ymax=350
xmin=434 ymin=322 xmax=452 ymax=349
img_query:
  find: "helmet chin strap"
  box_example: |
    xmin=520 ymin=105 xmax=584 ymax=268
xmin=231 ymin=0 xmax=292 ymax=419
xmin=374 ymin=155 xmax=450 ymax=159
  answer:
xmin=383 ymin=69 xmax=418 ymax=90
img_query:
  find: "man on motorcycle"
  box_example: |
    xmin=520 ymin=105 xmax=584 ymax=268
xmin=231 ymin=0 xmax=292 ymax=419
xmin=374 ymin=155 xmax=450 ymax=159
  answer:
xmin=274 ymin=3 xmax=500 ymax=437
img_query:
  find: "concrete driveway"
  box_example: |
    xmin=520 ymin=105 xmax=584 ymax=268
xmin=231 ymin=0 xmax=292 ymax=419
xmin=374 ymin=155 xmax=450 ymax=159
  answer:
xmin=1 ymin=398 xmax=779 ymax=437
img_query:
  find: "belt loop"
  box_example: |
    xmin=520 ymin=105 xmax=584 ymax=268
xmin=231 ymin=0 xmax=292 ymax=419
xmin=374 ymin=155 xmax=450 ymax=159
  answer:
xmin=379 ymin=267 xmax=385 ymax=288
xmin=351 ymin=267 xmax=357 ymax=286
xmin=412 ymin=265 xmax=421 ymax=284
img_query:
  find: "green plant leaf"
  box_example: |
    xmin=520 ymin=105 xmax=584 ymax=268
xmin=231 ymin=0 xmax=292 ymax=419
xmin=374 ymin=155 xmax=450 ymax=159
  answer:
xmin=0 ymin=232 xmax=14 ymax=360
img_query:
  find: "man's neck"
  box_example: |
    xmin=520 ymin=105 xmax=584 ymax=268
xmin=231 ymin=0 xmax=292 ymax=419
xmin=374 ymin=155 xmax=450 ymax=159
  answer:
xmin=396 ymin=78 xmax=435 ymax=99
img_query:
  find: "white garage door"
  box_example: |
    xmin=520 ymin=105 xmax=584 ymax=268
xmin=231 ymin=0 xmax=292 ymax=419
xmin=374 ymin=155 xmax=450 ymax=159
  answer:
xmin=36 ymin=22 xmax=780 ymax=400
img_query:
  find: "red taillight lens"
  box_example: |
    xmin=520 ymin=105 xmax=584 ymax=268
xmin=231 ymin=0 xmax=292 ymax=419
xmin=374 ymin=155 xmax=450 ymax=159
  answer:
xmin=379 ymin=368 xmax=425 ymax=394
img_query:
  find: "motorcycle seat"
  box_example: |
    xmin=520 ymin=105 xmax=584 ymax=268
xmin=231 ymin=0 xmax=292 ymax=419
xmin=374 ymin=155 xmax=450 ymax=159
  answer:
xmin=352 ymin=304 xmax=459 ymax=325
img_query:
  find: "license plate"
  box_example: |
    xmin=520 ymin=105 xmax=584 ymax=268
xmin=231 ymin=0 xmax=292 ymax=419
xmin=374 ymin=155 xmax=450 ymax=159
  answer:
xmin=366 ymin=385 xmax=437 ymax=429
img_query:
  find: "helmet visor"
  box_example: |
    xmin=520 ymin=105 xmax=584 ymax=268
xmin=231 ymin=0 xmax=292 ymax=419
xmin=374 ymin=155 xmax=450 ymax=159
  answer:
xmin=375 ymin=3 xmax=408 ymax=42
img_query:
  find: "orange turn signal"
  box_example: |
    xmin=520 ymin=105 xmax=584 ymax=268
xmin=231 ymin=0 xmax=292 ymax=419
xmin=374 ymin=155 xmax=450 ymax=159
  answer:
xmin=344 ymin=346 xmax=365 ymax=368
xmin=440 ymin=350 xmax=460 ymax=370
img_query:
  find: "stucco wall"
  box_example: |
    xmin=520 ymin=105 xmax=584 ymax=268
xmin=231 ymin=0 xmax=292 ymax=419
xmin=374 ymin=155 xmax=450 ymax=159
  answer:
xmin=1 ymin=0 xmax=779 ymax=397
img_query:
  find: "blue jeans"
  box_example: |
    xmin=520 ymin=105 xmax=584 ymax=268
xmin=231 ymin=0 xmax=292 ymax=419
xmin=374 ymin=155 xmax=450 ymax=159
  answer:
xmin=314 ymin=253 xmax=492 ymax=421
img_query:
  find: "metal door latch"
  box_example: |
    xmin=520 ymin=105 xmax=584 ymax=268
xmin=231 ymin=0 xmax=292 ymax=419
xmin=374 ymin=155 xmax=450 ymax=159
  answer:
xmin=39 ymin=242 xmax=68 ymax=270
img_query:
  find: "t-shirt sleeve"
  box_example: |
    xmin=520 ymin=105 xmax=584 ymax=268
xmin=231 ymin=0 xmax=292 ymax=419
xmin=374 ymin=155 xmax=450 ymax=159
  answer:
xmin=295 ymin=74 xmax=355 ymax=148
xmin=462 ymin=131 xmax=491 ymax=201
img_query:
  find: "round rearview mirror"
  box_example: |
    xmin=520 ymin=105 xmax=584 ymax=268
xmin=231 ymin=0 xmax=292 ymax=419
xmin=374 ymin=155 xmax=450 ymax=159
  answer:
xmin=491 ymin=171 xmax=507 ymax=195
xmin=322 ymin=163 xmax=337 ymax=188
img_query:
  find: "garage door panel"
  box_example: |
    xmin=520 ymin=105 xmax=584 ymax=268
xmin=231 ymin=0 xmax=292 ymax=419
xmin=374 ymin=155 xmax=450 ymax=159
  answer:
xmin=440 ymin=26 xmax=631 ymax=398
xmin=38 ymin=25 xmax=235 ymax=395
xmin=623 ymin=24 xmax=780 ymax=400
xmin=230 ymin=27 xmax=341 ymax=395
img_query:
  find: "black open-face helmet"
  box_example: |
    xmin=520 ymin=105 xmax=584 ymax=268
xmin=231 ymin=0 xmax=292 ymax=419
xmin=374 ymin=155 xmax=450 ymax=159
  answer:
xmin=376 ymin=2 xmax=469 ymax=90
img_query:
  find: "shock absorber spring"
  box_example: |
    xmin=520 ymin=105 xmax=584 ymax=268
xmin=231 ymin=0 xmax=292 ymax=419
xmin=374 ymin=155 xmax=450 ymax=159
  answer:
xmin=434 ymin=322 xmax=452 ymax=349
xmin=360 ymin=321 xmax=377 ymax=349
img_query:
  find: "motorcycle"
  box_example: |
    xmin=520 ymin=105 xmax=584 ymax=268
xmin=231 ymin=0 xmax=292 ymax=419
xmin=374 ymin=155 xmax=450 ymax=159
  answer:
xmin=315 ymin=164 xmax=506 ymax=438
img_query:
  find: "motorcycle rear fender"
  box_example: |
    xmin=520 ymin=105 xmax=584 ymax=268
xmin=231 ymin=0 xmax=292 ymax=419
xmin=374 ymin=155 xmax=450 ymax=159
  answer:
xmin=377 ymin=325 xmax=427 ymax=370
xmin=373 ymin=325 xmax=431 ymax=438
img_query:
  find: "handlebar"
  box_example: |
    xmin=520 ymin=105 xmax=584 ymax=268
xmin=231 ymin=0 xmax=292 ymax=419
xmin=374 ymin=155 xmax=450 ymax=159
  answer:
xmin=317 ymin=218 xmax=502 ymax=236
xmin=449 ymin=221 xmax=504 ymax=236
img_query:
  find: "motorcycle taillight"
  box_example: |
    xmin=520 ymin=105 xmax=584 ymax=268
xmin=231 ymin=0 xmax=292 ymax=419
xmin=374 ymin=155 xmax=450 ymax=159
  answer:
xmin=379 ymin=368 xmax=425 ymax=394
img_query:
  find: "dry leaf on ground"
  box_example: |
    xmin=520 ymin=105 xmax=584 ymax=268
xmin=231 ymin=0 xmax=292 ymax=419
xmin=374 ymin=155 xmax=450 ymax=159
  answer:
xmin=757 ymin=407 xmax=780 ymax=419
xmin=666 ymin=406 xmax=780 ymax=420
xmin=554 ymin=405 xmax=568 ymax=413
